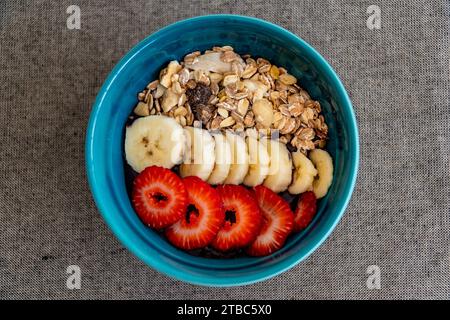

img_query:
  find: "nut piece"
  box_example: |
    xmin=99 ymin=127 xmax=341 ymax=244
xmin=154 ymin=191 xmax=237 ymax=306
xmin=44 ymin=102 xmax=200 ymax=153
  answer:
xmin=160 ymin=61 xmax=182 ymax=88
xmin=185 ymin=52 xmax=232 ymax=73
xmin=237 ymin=98 xmax=249 ymax=116
xmin=161 ymin=89 xmax=179 ymax=113
xmin=134 ymin=101 xmax=150 ymax=116
xmin=154 ymin=84 xmax=166 ymax=99
xmin=217 ymin=108 xmax=229 ymax=118
xmin=220 ymin=116 xmax=236 ymax=128
xmin=178 ymin=68 xmax=190 ymax=86
xmin=252 ymin=98 xmax=273 ymax=128
xmin=173 ymin=81 xmax=183 ymax=95
xmin=243 ymin=111 xmax=255 ymax=127
xmin=146 ymin=80 xmax=159 ymax=90
xmin=209 ymin=116 xmax=223 ymax=130
xmin=178 ymin=93 xmax=187 ymax=107
xmin=242 ymin=79 xmax=268 ymax=101
xmin=269 ymin=65 xmax=280 ymax=79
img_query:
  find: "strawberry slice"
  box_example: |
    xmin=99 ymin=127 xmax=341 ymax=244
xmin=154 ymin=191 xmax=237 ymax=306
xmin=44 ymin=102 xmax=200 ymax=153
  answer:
xmin=293 ymin=191 xmax=317 ymax=232
xmin=246 ymin=185 xmax=294 ymax=256
xmin=132 ymin=166 xmax=188 ymax=229
xmin=211 ymin=185 xmax=262 ymax=251
xmin=166 ymin=176 xmax=224 ymax=250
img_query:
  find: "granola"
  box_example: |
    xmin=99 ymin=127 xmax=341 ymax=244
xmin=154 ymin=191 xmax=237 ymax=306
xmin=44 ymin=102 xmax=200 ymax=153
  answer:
xmin=134 ymin=46 xmax=329 ymax=153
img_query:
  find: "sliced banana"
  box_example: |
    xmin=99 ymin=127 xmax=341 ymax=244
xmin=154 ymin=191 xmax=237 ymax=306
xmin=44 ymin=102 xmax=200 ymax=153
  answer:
xmin=125 ymin=115 xmax=186 ymax=172
xmin=207 ymin=132 xmax=232 ymax=185
xmin=223 ymin=131 xmax=249 ymax=185
xmin=243 ymin=135 xmax=270 ymax=187
xmin=309 ymin=149 xmax=333 ymax=199
xmin=262 ymin=139 xmax=292 ymax=193
xmin=288 ymin=151 xmax=318 ymax=194
xmin=180 ymin=127 xmax=215 ymax=181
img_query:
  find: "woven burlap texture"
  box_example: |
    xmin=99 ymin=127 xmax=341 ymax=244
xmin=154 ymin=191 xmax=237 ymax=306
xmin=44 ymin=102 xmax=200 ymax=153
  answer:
xmin=0 ymin=0 xmax=449 ymax=299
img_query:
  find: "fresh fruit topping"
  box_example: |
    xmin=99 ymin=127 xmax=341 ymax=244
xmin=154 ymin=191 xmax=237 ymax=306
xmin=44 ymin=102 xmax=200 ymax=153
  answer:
xmin=246 ymin=185 xmax=294 ymax=256
xmin=243 ymin=135 xmax=270 ymax=187
xmin=179 ymin=126 xmax=216 ymax=181
xmin=262 ymin=138 xmax=293 ymax=193
xmin=125 ymin=115 xmax=186 ymax=172
xmin=293 ymin=191 xmax=317 ymax=232
xmin=288 ymin=151 xmax=318 ymax=194
xmin=308 ymin=149 xmax=333 ymax=199
xmin=207 ymin=133 xmax=232 ymax=185
xmin=166 ymin=176 xmax=224 ymax=250
xmin=132 ymin=166 xmax=188 ymax=229
xmin=211 ymin=185 xmax=262 ymax=251
xmin=223 ymin=132 xmax=249 ymax=185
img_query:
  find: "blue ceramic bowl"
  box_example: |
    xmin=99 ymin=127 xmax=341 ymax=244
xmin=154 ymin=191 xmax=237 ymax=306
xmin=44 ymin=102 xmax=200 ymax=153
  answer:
xmin=86 ymin=15 xmax=359 ymax=286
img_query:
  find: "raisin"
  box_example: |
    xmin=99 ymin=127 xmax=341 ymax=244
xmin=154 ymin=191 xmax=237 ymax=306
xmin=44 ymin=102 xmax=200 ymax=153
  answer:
xmin=186 ymin=83 xmax=212 ymax=112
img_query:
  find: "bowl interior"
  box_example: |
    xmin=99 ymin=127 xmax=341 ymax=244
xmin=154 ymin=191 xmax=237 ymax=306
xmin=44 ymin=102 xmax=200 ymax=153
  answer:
xmin=86 ymin=15 xmax=358 ymax=286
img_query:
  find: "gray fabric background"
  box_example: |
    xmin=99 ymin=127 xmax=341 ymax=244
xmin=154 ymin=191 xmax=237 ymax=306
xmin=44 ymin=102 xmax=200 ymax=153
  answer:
xmin=0 ymin=0 xmax=449 ymax=300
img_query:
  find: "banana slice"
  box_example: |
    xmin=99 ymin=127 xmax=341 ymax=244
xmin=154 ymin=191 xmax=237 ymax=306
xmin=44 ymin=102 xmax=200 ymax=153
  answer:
xmin=125 ymin=115 xmax=186 ymax=172
xmin=309 ymin=149 xmax=333 ymax=199
xmin=243 ymin=135 xmax=270 ymax=187
xmin=223 ymin=131 xmax=249 ymax=185
xmin=207 ymin=132 xmax=232 ymax=185
xmin=262 ymin=139 xmax=292 ymax=193
xmin=180 ymin=127 xmax=215 ymax=181
xmin=288 ymin=151 xmax=318 ymax=194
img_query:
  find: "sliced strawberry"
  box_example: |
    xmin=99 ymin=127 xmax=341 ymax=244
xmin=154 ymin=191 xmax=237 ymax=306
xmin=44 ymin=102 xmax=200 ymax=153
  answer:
xmin=293 ymin=191 xmax=317 ymax=232
xmin=166 ymin=176 xmax=224 ymax=250
xmin=211 ymin=185 xmax=262 ymax=251
xmin=246 ymin=185 xmax=294 ymax=257
xmin=132 ymin=166 xmax=188 ymax=229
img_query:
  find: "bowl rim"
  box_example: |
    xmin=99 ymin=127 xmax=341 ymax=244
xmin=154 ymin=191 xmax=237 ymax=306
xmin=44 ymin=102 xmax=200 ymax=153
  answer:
xmin=85 ymin=14 xmax=359 ymax=287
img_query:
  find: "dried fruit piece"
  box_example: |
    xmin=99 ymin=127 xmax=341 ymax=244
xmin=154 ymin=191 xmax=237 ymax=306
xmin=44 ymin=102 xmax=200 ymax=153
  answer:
xmin=186 ymin=83 xmax=212 ymax=108
xmin=279 ymin=73 xmax=297 ymax=85
xmin=269 ymin=65 xmax=280 ymax=79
